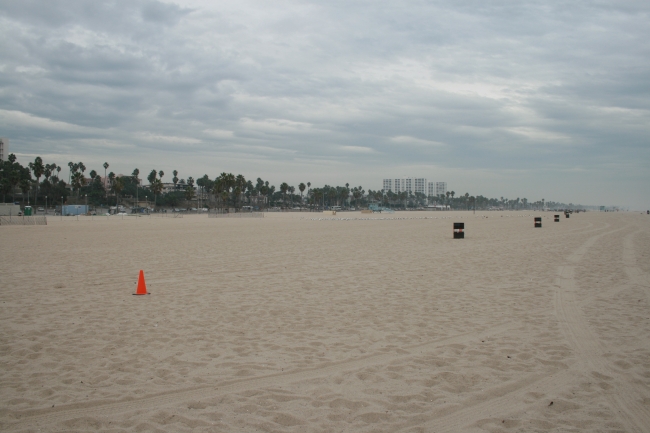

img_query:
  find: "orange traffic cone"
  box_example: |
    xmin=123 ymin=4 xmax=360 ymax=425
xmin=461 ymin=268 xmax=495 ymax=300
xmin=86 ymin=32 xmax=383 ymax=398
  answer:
xmin=133 ymin=270 xmax=149 ymax=295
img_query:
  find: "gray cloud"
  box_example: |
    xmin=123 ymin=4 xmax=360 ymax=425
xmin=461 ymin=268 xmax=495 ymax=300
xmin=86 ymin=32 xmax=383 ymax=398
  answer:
xmin=0 ymin=0 xmax=648 ymax=207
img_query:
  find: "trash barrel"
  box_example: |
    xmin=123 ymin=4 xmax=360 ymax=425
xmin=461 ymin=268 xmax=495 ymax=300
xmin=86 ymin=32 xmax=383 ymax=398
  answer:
xmin=554 ymin=215 xmax=560 ymax=222
xmin=453 ymin=222 xmax=464 ymax=239
xmin=535 ymin=217 xmax=542 ymax=228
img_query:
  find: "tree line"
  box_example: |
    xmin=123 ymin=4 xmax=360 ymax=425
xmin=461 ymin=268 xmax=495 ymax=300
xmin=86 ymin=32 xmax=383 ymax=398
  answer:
xmin=0 ymin=153 xmax=573 ymax=211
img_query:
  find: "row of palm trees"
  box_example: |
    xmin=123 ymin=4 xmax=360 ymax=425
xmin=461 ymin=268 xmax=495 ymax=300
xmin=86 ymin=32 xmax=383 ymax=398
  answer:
xmin=2 ymin=153 xmax=566 ymax=211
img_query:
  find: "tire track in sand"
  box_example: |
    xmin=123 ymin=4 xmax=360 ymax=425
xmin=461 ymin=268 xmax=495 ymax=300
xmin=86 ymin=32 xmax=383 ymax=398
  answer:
xmin=553 ymin=226 xmax=650 ymax=433
xmin=391 ymin=225 xmax=635 ymax=433
xmin=623 ymin=232 xmax=650 ymax=303
xmin=3 ymin=320 xmax=522 ymax=431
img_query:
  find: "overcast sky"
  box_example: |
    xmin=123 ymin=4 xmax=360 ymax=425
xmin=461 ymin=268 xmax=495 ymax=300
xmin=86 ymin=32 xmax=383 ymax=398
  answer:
xmin=1 ymin=0 xmax=649 ymax=208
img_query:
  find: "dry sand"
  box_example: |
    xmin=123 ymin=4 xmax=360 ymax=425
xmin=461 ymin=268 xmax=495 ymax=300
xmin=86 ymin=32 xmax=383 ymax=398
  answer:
xmin=1 ymin=210 xmax=649 ymax=432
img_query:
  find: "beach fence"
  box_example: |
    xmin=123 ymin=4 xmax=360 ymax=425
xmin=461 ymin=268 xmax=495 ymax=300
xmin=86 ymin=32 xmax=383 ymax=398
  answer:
xmin=0 ymin=216 xmax=47 ymax=226
xmin=208 ymin=210 xmax=264 ymax=218
xmin=534 ymin=217 xmax=542 ymax=228
xmin=148 ymin=212 xmax=183 ymax=218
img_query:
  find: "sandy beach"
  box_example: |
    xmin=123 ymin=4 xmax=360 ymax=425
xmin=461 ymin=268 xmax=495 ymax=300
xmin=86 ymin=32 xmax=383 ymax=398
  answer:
xmin=1 ymin=210 xmax=649 ymax=432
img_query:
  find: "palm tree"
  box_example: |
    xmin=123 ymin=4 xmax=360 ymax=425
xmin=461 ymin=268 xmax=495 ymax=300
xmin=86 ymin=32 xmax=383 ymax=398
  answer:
xmin=28 ymin=157 xmax=44 ymax=205
xmin=246 ymin=180 xmax=254 ymax=208
xmin=316 ymin=189 xmax=324 ymax=209
xmin=290 ymin=186 xmax=296 ymax=207
xmin=259 ymin=184 xmax=268 ymax=210
xmin=280 ymin=182 xmax=289 ymax=209
xmin=112 ymin=176 xmax=125 ymax=210
xmin=172 ymin=170 xmax=179 ymax=187
xmin=103 ymin=162 xmax=109 ymax=190
xmin=43 ymin=164 xmax=52 ymax=183
xmin=345 ymin=183 xmax=350 ymax=206
xmin=352 ymin=187 xmax=361 ymax=208
xmin=234 ymin=186 xmax=241 ymax=209
xmin=132 ymin=168 xmax=140 ymax=207
xmin=339 ymin=186 xmax=349 ymax=207
xmin=213 ymin=175 xmax=223 ymax=204
xmin=224 ymin=172 xmax=235 ymax=192
xmin=151 ymin=179 xmax=163 ymax=208
xmin=20 ymin=179 xmax=30 ymax=204
xmin=147 ymin=169 xmax=159 ymax=207
xmin=147 ymin=169 xmax=157 ymax=185
xmin=1 ymin=178 xmax=11 ymax=204
xmin=6 ymin=157 xmax=23 ymax=203
xmin=89 ymin=170 xmax=97 ymax=181
xmin=220 ymin=190 xmax=229 ymax=210
xmin=196 ymin=175 xmax=207 ymax=208
xmin=71 ymin=171 xmax=86 ymax=196
xmin=219 ymin=173 xmax=235 ymax=206
xmin=235 ymin=173 xmax=245 ymax=192
xmin=186 ymin=177 xmax=195 ymax=207
xmin=158 ymin=170 xmax=164 ymax=183
xmin=328 ymin=188 xmax=337 ymax=208
xmin=255 ymin=178 xmax=264 ymax=194
xmin=267 ymin=184 xmax=275 ymax=208
xmin=68 ymin=161 xmax=74 ymax=184
xmin=235 ymin=174 xmax=246 ymax=208
xmin=299 ymin=183 xmax=306 ymax=207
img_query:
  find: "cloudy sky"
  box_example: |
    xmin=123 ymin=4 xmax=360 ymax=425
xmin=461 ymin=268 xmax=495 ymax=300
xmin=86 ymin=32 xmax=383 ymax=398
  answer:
xmin=1 ymin=0 xmax=649 ymax=208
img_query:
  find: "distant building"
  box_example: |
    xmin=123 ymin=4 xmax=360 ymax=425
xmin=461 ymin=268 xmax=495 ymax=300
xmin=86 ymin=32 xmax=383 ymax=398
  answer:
xmin=383 ymin=177 xmax=438 ymax=196
xmin=160 ymin=182 xmax=195 ymax=194
xmin=435 ymin=182 xmax=447 ymax=197
xmin=413 ymin=178 xmax=426 ymax=196
xmin=383 ymin=177 xmax=427 ymax=194
xmin=427 ymin=182 xmax=435 ymax=197
xmin=0 ymin=138 xmax=7 ymax=161
xmin=404 ymin=178 xmax=413 ymax=193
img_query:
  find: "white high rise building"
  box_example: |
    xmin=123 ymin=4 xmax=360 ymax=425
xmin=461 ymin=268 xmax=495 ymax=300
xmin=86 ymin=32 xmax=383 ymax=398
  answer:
xmin=413 ymin=178 xmax=426 ymax=195
xmin=383 ymin=177 xmax=447 ymax=197
xmin=427 ymin=182 xmax=435 ymax=197
xmin=383 ymin=178 xmax=410 ymax=193
xmin=0 ymin=138 xmax=6 ymax=161
xmin=385 ymin=178 xmax=447 ymax=198
xmin=383 ymin=178 xmax=426 ymax=194
xmin=435 ymin=182 xmax=447 ymax=197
